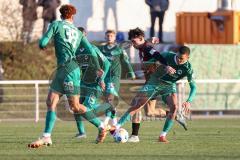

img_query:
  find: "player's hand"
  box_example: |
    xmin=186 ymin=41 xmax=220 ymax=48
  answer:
xmin=182 ymin=102 xmax=191 ymax=115
xmin=165 ymin=66 xmax=176 ymax=75
xmin=151 ymin=37 xmax=159 ymax=44
xmin=96 ymin=69 xmax=104 ymax=77
xmin=99 ymin=81 xmax=106 ymax=91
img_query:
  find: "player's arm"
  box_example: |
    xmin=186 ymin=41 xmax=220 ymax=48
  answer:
xmin=146 ymin=47 xmax=176 ymax=74
xmin=187 ymin=81 xmax=197 ymax=103
xmin=94 ymin=46 xmax=110 ymax=81
xmin=80 ymin=37 xmax=101 ymax=73
xmin=182 ymin=69 xmax=197 ymax=113
xmin=39 ymin=22 xmax=57 ymax=49
xmin=96 ymin=49 xmax=110 ymax=91
xmin=120 ymin=49 xmax=135 ymax=79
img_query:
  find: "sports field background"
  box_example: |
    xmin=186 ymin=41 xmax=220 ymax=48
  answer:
xmin=0 ymin=119 xmax=239 ymax=160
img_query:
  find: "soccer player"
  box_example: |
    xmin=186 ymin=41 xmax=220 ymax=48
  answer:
xmin=129 ymin=38 xmax=167 ymax=142
xmin=28 ymin=5 xmax=108 ymax=148
xmin=73 ymin=27 xmax=111 ymax=138
xmin=110 ymin=28 xmax=196 ymax=143
xmin=98 ymin=30 xmax=136 ymax=126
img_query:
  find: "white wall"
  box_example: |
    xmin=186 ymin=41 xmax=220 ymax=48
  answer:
xmin=70 ymin=0 xmax=222 ymax=42
xmin=1 ymin=0 xmax=240 ymax=42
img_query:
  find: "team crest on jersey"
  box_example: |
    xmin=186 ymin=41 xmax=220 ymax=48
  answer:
xmin=142 ymin=86 xmax=149 ymax=91
xmin=177 ymin=69 xmax=183 ymax=75
xmin=79 ymin=48 xmax=85 ymax=52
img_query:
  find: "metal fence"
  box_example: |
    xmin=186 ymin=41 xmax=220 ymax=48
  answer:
xmin=0 ymin=79 xmax=239 ymax=122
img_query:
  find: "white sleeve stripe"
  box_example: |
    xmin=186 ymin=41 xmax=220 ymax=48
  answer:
xmin=149 ymin=49 xmax=156 ymax=55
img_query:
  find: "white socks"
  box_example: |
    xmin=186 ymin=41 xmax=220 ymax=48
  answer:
xmin=43 ymin=133 xmax=51 ymax=138
xmin=160 ymin=131 xmax=167 ymax=137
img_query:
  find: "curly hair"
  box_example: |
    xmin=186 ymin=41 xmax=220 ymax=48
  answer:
xmin=128 ymin=27 xmax=145 ymax=40
xmin=59 ymin=4 xmax=76 ymax=19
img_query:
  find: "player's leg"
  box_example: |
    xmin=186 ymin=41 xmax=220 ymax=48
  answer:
xmin=67 ymin=66 xmax=108 ymax=143
xmin=28 ymin=91 xmax=61 ymax=148
xmin=74 ymin=113 xmax=86 ymax=138
xmin=144 ymin=99 xmax=157 ymax=117
xmin=73 ymin=88 xmax=86 ymax=138
xmin=68 ymin=95 xmax=108 ymax=143
xmin=162 ymin=94 xmax=187 ymax=130
xmin=129 ymin=95 xmax=161 ymax=142
xmin=111 ymin=84 xmax=156 ymax=136
xmin=150 ymin=11 xmax=157 ymax=38
xmin=158 ymin=11 xmax=165 ymax=42
xmin=159 ymin=93 xmax=178 ymax=143
xmin=104 ymin=80 xmax=119 ymax=126
xmin=128 ymin=111 xmax=142 ymax=142
xmin=104 ymin=93 xmax=117 ymax=126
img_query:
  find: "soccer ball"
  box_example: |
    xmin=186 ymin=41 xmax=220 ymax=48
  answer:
xmin=113 ymin=128 xmax=129 ymax=143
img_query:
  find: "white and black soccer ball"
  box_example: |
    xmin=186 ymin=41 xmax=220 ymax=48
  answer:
xmin=113 ymin=128 xmax=129 ymax=143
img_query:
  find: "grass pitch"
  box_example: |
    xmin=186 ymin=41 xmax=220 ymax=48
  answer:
xmin=0 ymin=118 xmax=240 ymax=160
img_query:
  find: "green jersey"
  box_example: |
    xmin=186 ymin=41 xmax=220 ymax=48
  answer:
xmin=76 ymin=44 xmax=110 ymax=84
xmin=39 ymin=20 xmax=100 ymax=68
xmin=39 ymin=20 xmax=82 ymax=66
xmin=152 ymin=52 xmax=194 ymax=83
xmin=98 ymin=44 xmax=135 ymax=81
xmin=150 ymin=51 xmax=196 ymax=102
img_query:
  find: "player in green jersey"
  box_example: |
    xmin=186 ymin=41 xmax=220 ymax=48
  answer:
xmin=110 ymin=28 xmax=196 ymax=143
xmin=98 ymin=30 xmax=136 ymax=127
xmin=28 ymin=5 xmax=108 ymax=148
xmin=73 ymin=27 xmax=111 ymax=138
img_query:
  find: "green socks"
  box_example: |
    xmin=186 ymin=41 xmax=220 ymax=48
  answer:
xmin=44 ymin=111 xmax=56 ymax=135
xmin=162 ymin=118 xmax=174 ymax=133
xmin=81 ymin=109 xmax=101 ymax=128
xmin=74 ymin=114 xmax=85 ymax=134
xmin=117 ymin=111 xmax=131 ymax=126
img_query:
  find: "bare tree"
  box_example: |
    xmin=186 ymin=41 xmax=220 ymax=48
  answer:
xmin=0 ymin=1 xmax=22 ymax=41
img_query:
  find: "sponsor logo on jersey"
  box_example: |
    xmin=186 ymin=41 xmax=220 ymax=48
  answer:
xmin=84 ymin=55 xmax=89 ymax=60
xmin=106 ymin=56 xmax=114 ymax=61
xmin=177 ymin=69 xmax=182 ymax=75
xmin=88 ymin=94 xmax=96 ymax=105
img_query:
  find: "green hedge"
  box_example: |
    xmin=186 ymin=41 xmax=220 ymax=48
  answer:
xmin=0 ymin=41 xmax=56 ymax=80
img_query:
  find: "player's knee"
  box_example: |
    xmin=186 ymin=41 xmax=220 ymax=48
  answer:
xmin=68 ymin=100 xmax=79 ymax=113
xmin=132 ymin=111 xmax=142 ymax=123
xmin=130 ymin=97 xmax=145 ymax=109
xmin=168 ymin=104 xmax=178 ymax=118
xmin=107 ymin=97 xmax=114 ymax=103
xmin=46 ymin=99 xmax=51 ymax=107
xmin=46 ymin=99 xmax=54 ymax=110
xmin=128 ymin=107 xmax=136 ymax=115
xmin=172 ymin=104 xmax=178 ymax=111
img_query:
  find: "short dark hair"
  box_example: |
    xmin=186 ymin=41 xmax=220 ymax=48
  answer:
xmin=179 ymin=46 xmax=190 ymax=55
xmin=59 ymin=4 xmax=76 ymax=19
xmin=77 ymin=27 xmax=85 ymax=33
xmin=128 ymin=27 xmax=145 ymax=40
xmin=105 ymin=30 xmax=116 ymax=35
